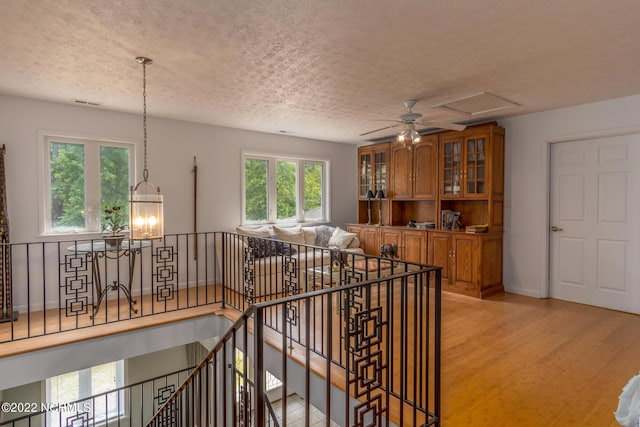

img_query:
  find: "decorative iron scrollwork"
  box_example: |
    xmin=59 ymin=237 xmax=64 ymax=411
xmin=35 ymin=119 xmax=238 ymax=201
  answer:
xmin=61 ymin=252 xmax=92 ymax=317
xmin=345 ymin=288 xmax=389 ymax=426
xmin=154 ymin=245 xmax=176 ymax=302
xmin=243 ymin=246 xmax=256 ymax=305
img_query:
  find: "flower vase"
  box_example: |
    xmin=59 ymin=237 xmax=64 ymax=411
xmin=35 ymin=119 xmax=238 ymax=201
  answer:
xmin=104 ymin=234 xmax=126 ymax=250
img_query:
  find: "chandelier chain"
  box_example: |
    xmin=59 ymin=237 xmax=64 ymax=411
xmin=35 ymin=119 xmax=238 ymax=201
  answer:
xmin=142 ymin=60 xmax=149 ymax=182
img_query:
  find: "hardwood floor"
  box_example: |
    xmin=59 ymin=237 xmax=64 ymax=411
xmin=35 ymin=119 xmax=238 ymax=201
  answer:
xmin=229 ymin=286 xmax=639 ymax=426
xmin=440 ymin=292 xmax=639 ymax=427
xmin=0 ymin=284 xmax=223 ymax=358
xmin=2 ymin=284 xmax=638 ymax=426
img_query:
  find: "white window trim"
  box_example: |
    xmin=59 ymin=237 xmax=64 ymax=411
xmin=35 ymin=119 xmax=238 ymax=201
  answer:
xmin=241 ymin=151 xmax=331 ymax=225
xmin=37 ymin=131 xmax=136 ymax=237
xmin=45 ymin=360 xmax=125 ymax=426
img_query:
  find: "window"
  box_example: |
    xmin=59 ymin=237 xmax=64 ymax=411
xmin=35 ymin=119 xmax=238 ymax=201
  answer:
xmin=234 ymin=349 xmax=282 ymax=400
xmin=40 ymin=135 xmax=133 ymax=235
xmin=243 ymin=154 xmax=329 ymax=224
xmin=46 ymin=360 xmax=124 ymax=426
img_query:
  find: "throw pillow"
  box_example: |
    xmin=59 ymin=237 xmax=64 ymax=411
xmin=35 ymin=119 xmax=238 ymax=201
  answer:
xmin=270 ymin=235 xmax=297 ymax=257
xmin=272 ymin=225 xmax=306 ymax=244
xmin=246 ymin=237 xmax=278 ymax=258
xmin=246 ymin=236 xmax=299 ymax=258
xmin=314 ymin=225 xmax=336 ymax=247
xmin=328 ymin=227 xmax=357 ymax=249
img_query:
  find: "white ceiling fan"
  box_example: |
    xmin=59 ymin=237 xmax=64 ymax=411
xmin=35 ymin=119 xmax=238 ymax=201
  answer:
xmin=360 ymin=99 xmax=466 ymax=143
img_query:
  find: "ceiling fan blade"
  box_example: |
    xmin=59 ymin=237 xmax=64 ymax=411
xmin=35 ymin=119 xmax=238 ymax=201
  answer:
xmin=359 ymin=124 xmax=401 ymax=136
xmin=417 ymin=121 xmax=466 ymax=132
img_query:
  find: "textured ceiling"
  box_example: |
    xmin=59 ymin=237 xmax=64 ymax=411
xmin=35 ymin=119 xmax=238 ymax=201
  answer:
xmin=1 ymin=0 xmax=640 ymax=144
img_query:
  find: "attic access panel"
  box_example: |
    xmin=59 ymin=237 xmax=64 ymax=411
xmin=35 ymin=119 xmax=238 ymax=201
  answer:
xmin=433 ymin=92 xmax=519 ymax=116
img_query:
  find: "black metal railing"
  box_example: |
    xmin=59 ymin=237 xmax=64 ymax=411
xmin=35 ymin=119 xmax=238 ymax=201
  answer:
xmin=2 ymin=232 xmax=442 ymax=426
xmin=1 ymin=232 xmax=225 ymax=343
xmin=148 ymin=236 xmax=442 ymax=427
xmin=0 ymin=366 xmax=194 ymax=426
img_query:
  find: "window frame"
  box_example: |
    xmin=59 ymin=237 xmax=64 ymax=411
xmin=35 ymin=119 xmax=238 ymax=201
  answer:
xmin=45 ymin=360 xmax=125 ymax=426
xmin=241 ymin=152 xmax=330 ymax=224
xmin=38 ymin=132 xmax=135 ymax=236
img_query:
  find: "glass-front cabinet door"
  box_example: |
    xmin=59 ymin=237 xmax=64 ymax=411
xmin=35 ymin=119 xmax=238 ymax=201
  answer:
xmin=441 ymin=138 xmax=462 ymax=196
xmin=359 ymin=151 xmax=372 ymax=199
xmin=374 ymin=150 xmax=387 ymax=194
xmin=358 ymin=144 xmax=388 ymax=199
xmin=465 ymin=136 xmax=487 ymax=197
xmin=441 ymin=133 xmax=489 ymax=199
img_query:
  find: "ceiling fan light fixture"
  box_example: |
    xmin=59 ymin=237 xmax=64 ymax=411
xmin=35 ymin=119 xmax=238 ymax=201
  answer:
xmin=411 ymin=128 xmax=421 ymax=143
xmin=397 ymin=125 xmax=410 ymax=142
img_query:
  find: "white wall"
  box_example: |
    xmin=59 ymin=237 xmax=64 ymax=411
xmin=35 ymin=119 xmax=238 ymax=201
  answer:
xmin=501 ymin=94 xmax=640 ymax=297
xmin=0 ymin=94 xmax=357 ymax=243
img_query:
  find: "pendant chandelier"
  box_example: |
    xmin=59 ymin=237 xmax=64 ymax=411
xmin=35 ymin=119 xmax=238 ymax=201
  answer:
xmin=130 ymin=56 xmax=164 ymax=240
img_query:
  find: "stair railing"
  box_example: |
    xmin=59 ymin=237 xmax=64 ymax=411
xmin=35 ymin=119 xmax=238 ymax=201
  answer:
xmin=148 ymin=254 xmax=442 ymax=427
xmin=0 ymin=367 xmax=194 ymax=426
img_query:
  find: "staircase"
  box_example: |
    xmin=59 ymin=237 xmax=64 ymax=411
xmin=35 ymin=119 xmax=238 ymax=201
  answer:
xmin=148 ymin=241 xmax=442 ymax=427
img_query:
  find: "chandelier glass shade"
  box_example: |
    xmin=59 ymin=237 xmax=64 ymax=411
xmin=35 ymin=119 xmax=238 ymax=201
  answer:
xmin=130 ymin=57 xmax=164 ymax=240
xmin=397 ymin=123 xmax=421 ymax=145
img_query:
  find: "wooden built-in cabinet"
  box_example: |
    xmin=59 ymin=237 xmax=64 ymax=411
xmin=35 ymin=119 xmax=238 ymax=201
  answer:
xmin=353 ymin=123 xmax=505 ymax=298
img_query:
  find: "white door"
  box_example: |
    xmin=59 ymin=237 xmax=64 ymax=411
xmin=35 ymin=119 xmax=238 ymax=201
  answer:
xmin=550 ymin=134 xmax=640 ymax=314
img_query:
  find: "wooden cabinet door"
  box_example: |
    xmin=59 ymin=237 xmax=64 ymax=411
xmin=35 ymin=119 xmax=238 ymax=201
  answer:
xmin=452 ymin=234 xmax=476 ymax=287
xmin=412 ymin=135 xmax=438 ymax=200
xmin=428 ymin=232 xmax=452 ymax=284
xmin=403 ymin=230 xmax=427 ymax=264
xmin=361 ymin=227 xmax=379 ymax=255
xmin=380 ymin=228 xmax=403 ymax=258
xmin=347 ymin=225 xmax=379 ymax=255
xmin=389 ymin=144 xmax=412 ymax=199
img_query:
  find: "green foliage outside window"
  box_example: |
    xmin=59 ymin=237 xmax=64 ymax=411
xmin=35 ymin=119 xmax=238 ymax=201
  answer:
xmin=49 ymin=140 xmax=130 ymax=232
xmin=244 ymin=156 xmax=326 ymax=223
xmin=244 ymin=158 xmax=268 ymax=221
xmin=100 ymin=146 xmax=130 ymax=224
xmin=276 ymin=161 xmax=297 ymax=220
xmin=304 ymin=162 xmax=322 ymax=216
xmin=50 ymin=142 xmax=85 ymax=228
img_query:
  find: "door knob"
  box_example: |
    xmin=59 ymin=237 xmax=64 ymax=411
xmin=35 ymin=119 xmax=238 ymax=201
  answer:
xmin=551 ymin=226 xmax=564 ymax=232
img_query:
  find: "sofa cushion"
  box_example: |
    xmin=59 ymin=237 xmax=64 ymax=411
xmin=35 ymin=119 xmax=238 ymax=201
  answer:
xmin=328 ymin=227 xmax=357 ymax=249
xmin=273 ymin=225 xmax=306 ymax=244
xmin=301 ymin=227 xmax=317 ymax=245
xmin=236 ymin=225 xmax=272 ymax=238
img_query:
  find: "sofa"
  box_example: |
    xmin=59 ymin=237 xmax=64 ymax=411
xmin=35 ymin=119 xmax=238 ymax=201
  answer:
xmin=216 ymin=224 xmax=364 ymax=301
